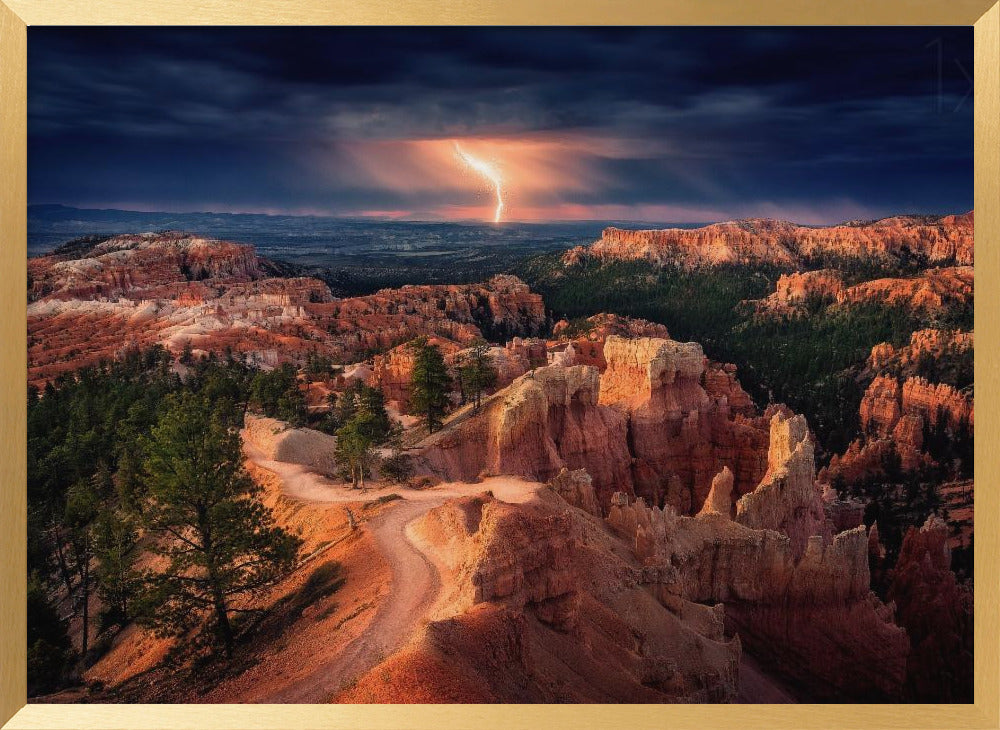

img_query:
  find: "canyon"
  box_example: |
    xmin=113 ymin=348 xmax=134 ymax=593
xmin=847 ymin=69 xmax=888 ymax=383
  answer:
xmin=28 ymin=223 xmax=974 ymax=705
xmin=562 ymin=213 xmax=973 ymax=270
xmin=27 ymin=233 xmax=545 ymax=387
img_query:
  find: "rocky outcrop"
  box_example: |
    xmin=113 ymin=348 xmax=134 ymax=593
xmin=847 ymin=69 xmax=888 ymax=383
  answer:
xmin=822 ymin=372 xmax=973 ymax=487
xmin=467 ymin=337 xmax=547 ymax=389
xmin=735 ymin=413 xmax=829 ymax=558
xmin=697 ymin=467 xmax=734 ymax=517
xmin=598 ymin=335 xmax=770 ymax=513
xmin=608 ymin=442 xmax=909 ymax=700
xmin=29 ymin=232 xmax=264 ymax=302
xmin=563 ymin=213 xmax=973 ymax=270
xmin=417 ymin=335 xmax=772 ymax=513
xmin=841 ymin=266 xmax=973 ymax=311
xmin=888 ymin=515 xmax=973 ymax=702
xmin=27 ymin=233 xmax=547 ymax=386
xmin=867 ymin=328 xmax=973 ymax=374
xmin=416 ymin=365 xmax=634 ymax=499
xmin=547 ymin=468 xmax=601 ymax=517
xmin=369 ymin=337 xmax=463 ymax=413
xmin=551 ymin=313 xmax=671 ymax=370
xmin=757 ymin=267 xmax=973 ymax=317
xmin=354 ymin=491 xmax=741 ymax=703
xmin=759 ymin=269 xmax=845 ymax=314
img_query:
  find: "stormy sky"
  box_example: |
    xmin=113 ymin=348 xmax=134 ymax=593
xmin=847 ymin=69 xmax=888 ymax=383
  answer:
xmin=28 ymin=27 xmax=973 ymax=225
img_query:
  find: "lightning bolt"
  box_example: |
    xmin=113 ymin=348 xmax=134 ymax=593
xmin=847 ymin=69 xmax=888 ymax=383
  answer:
xmin=453 ymin=141 xmax=504 ymax=224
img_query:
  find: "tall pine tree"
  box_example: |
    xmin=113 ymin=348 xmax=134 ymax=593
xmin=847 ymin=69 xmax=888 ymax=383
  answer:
xmin=140 ymin=392 xmax=301 ymax=657
xmin=408 ymin=337 xmax=451 ymax=433
xmin=457 ymin=339 xmax=498 ymax=410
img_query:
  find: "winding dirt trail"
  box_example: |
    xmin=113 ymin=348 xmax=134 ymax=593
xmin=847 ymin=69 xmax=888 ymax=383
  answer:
xmin=263 ymin=497 xmax=445 ymax=703
xmin=245 ymin=440 xmax=539 ymax=703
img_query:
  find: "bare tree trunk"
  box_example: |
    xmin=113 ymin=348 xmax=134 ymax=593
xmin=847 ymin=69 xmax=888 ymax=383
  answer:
xmin=202 ymin=529 xmax=234 ymax=659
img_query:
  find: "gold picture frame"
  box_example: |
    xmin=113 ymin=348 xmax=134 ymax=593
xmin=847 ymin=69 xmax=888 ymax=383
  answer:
xmin=1 ymin=1 xmax=997 ymax=727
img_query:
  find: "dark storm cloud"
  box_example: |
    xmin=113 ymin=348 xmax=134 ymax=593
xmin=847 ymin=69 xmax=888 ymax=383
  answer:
xmin=28 ymin=27 xmax=973 ymax=222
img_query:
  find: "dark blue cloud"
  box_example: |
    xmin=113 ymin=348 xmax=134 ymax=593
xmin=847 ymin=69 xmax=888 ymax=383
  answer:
xmin=28 ymin=27 xmax=973 ymax=222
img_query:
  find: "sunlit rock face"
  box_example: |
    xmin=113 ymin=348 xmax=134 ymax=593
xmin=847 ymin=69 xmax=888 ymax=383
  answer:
xmin=820 ymin=372 xmax=973 ymax=487
xmin=415 ymin=335 xmax=775 ymax=513
xmin=562 ymin=212 xmax=973 ymax=269
xmin=27 ymin=233 xmax=546 ymax=387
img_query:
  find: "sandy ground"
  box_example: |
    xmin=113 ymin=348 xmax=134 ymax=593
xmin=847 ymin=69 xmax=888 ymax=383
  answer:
xmin=244 ymin=439 xmax=540 ymax=703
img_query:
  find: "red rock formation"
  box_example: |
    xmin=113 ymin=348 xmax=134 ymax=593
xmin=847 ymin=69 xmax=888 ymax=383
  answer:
xmin=344 ymin=492 xmax=742 ymax=703
xmin=27 ymin=233 xmax=547 ymax=387
xmin=760 ymin=269 xmax=845 ymax=314
xmin=888 ymin=516 xmax=973 ymax=701
xmin=822 ymin=484 xmax=867 ymax=533
xmin=369 ymin=337 xmax=463 ymax=413
xmin=608 ymin=433 xmax=909 ymax=700
xmin=823 ymin=371 xmax=973 ymax=488
xmin=867 ymin=329 xmax=973 ymax=374
xmin=417 ymin=335 xmax=773 ymax=513
xmin=841 ymin=266 xmax=973 ymax=311
xmin=757 ymin=267 xmax=973 ymax=317
xmin=551 ymin=313 xmax=671 ymax=370
xmin=416 ymin=365 xmax=634 ymax=500
xmin=546 ymin=468 xmax=601 ymax=517
xmin=697 ymin=467 xmax=734 ymax=518
xmin=735 ymin=412 xmax=829 ymax=558
xmin=563 ymin=213 xmax=973 ymax=269
xmin=598 ymin=336 xmax=770 ymax=513
xmin=463 ymin=338 xmax=547 ymax=388
xmin=28 ymin=232 xmax=264 ymax=302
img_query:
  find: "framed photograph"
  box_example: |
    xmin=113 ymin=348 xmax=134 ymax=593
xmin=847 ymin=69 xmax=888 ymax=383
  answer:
xmin=1 ymin=1 xmax=997 ymax=728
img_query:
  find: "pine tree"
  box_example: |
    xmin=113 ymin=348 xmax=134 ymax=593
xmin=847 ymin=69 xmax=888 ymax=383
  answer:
xmin=333 ymin=421 xmax=377 ymax=488
xmin=333 ymin=383 xmax=391 ymax=488
xmin=408 ymin=337 xmax=451 ymax=433
xmin=63 ymin=467 xmax=109 ymax=659
xmin=458 ymin=339 xmax=498 ymax=410
xmin=93 ymin=507 xmax=143 ymax=631
xmin=140 ymin=392 xmax=301 ymax=658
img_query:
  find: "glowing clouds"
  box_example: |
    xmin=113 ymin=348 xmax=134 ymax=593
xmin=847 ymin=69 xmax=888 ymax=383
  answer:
xmin=316 ymin=133 xmax=629 ymax=221
xmin=453 ymin=141 xmax=504 ymax=223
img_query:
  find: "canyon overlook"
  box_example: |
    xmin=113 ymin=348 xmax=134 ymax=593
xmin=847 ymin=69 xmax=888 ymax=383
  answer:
xmin=322 ymin=334 xmax=914 ymax=702
xmin=27 ymin=225 xmax=973 ymax=704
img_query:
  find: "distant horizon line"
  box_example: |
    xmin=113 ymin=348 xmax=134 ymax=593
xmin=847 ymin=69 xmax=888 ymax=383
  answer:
xmin=27 ymin=202 xmax=973 ymax=229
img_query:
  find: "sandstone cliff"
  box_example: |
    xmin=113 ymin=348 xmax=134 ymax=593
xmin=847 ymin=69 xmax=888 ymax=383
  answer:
xmin=563 ymin=213 xmax=973 ymax=270
xmin=757 ymin=266 xmax=973 ymax=316
xmin=416 ymin=335 xmax=772 ymax=513
xmin=342 ymin=491 xmax=742 ymax=703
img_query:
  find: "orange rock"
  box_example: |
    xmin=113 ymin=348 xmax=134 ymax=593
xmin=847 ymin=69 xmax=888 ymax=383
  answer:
xmin=27 ymin=233 xmax=546 ymax=387
xmin=563 ymin=213 xmax=973 ymax=269
xmin=758 ymin=267 xmax=973 ymax=317
xmin=418 ymin=335 xmax=779 ymax=515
